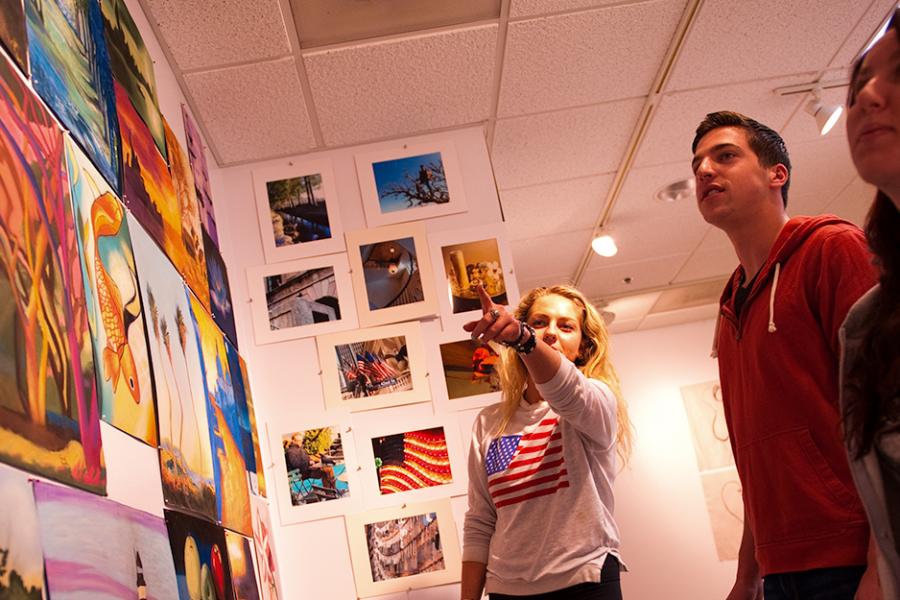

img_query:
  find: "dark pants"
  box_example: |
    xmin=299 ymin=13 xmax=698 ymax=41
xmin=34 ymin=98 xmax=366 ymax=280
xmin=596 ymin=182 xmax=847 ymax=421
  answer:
xmin=490 ymin=555 xmax=621 ymax=600
xmin=763 ymin=565 xmax=866 ymax=600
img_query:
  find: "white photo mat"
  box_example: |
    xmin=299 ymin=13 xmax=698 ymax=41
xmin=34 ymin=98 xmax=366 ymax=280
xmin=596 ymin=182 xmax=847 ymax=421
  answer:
xmin=269 ymin=419 xmax=362 ymax=525
xmin=316 ymin=321 xmax=431 ymax=413
xmin=345 ymin=222 xmax=439 ymax=329
xmin=428 ymin=329 xmax=503 ymax=414
xmin=355 ymin=140 xmax=467 ymax=228
xmin=252 ymin=158 xmax=345 ymax=262
xmin=345 ymin=498 xmax=461 ymax=597
xmin=353 ymin=413 xmax=467 ymax=508
xmin=246 ymin=254 xmax=357 ymax=345
xmin=427 ymin=224 xmax=520 ymax=334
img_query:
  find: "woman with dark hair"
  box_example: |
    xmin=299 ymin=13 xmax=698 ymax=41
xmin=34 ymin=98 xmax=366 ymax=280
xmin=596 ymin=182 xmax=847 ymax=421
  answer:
xmin=841 ymin=7 xmax=900 ymax=599
xmin=459 ymin=284 xmax=633 ymax=599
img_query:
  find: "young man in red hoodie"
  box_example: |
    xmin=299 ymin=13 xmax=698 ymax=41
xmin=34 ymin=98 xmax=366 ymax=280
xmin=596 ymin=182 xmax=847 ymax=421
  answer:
xmin=691 ymin=111 xmax=877 ymax=600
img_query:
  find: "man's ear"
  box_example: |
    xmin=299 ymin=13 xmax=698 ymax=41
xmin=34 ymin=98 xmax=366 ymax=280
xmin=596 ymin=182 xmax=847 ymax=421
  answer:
xmin=769 ymin=163 xmax=789 ymax=188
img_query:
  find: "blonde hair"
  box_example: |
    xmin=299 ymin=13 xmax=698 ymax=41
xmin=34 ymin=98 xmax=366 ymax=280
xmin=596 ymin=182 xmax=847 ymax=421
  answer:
xmin=495 ymin=285 xmax=633 ymax=465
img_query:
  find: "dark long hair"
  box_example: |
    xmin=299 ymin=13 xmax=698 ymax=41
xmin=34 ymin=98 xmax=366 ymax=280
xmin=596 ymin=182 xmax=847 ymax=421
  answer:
xmin=843 ymin=9 xmax=900 ymax=459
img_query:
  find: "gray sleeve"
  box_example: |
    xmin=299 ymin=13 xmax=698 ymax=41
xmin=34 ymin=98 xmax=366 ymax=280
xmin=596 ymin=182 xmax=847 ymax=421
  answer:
xmin=534 ymin=359 xmax=618 ymax=450
xmin=462 ymin=416 xmax=496 ymax=564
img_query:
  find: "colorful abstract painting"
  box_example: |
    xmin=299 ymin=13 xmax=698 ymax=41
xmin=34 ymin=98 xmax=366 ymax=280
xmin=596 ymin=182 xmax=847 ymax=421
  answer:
xmin=189 ymin=296 xmax=251 ymax=535
xmin=0 ymin=53 xmax=105 ymax=494
xmin=164 ymin=118 xmax=209 ymax=310
xmin=0 ymin=0 xmax=27 ymax=76
xmin=250 ymin=496 xmax=280 ymax=600
xmin=0 ymin=467 xmax=43 ymax=600
xmin=225 ymin=343 xmax=261 ymax=498
xmin=204 ymin=229 xmax=236 ymax=347
xmin=66 ymin=138 xmax=157 ymax=445
xmin=130 ymin=213 xmax=216 ymax=522
xmin=34 ymin=481 xmax=178 ymax=599
xmin=372 ymin=427 xmax=452 ymax=494
xmin=239 ymin=356 xmax=266 ymax=498
xmin=100 ymin=0 xmax=165 ymax=158
xmin=25 ymin=0 xmax=119 ymax=191
xmin=225 ymin=530 xmax=261 ymax=600
xmin=182 ymin=105 xmax=217 ymax=246
xmin=164 ymin=509 xmax=234 ymax=600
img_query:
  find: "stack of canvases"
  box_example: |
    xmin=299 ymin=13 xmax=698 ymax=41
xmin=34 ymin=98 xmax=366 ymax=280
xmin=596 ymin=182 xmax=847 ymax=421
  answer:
xmin=0 ymin=1 xmax=279 ymax=599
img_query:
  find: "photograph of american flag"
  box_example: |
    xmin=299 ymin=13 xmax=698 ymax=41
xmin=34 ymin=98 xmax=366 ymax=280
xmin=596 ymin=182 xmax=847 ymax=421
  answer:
xmin=485 ymin=417 xmax=568 ymax=509
xmin=373 ymin=427 xmax=453 ymax=494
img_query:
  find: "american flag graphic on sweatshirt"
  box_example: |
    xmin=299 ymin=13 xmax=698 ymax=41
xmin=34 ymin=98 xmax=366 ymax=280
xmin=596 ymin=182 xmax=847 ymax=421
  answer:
xmin=484 ymin=417 xmax=568 ymax=508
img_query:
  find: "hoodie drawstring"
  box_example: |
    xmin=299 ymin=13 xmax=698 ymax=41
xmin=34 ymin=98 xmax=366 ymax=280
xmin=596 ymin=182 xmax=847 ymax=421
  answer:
xmin=767 ymin=262 xmax=780 ymax=333
xmin=710 ymin=314 xmax=721 ymax=359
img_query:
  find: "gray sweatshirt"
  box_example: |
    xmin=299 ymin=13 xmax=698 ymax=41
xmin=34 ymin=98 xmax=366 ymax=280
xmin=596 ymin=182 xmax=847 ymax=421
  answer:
xmin=462 ymin=359 xmax=622 ymax=595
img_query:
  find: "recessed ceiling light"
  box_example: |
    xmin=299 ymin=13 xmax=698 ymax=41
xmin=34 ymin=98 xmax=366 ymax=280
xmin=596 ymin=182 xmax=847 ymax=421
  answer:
xmin=591 ymin=234 xmax=618 ymax=257
xmin=655 ymin=178 xmax=695 ymax=204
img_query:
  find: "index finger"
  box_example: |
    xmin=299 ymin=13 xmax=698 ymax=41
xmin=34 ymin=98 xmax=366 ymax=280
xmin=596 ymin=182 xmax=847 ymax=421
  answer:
xmin=476 ymin=284 xmax=494 ymax=313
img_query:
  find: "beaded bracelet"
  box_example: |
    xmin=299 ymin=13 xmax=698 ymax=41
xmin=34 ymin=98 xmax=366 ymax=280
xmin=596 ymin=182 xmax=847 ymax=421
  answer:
xmin=501 ymin=321 xmax=537 ymax=355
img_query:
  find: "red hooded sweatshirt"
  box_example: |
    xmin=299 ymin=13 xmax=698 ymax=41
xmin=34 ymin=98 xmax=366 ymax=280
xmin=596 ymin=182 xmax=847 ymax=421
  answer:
xmin=713 ymin=215 xmax=876 ymax=576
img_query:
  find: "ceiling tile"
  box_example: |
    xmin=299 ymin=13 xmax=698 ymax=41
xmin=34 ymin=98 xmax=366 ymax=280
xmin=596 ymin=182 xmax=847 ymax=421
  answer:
xmin=607 ymin=317 xmax=643 ymax=334
xmin=304 ymin=25 xmax=497 ymax=146
xmin=510 ymin=228 xmax=592 ymax=282
xmin=516 ymin=273 xmax=576 ymax=293
xmin=829 ymin=0 xmax=898 ymax=69
xmin=500 ymin=174 xmax=614 ymax=241
xmin=824 ymin=176 xmax=877 ymax=228
xmin=786 ymin=136 xmax=858 ymax=215
xmin=142 ymin=0 xmax=291 ymax=71
xmin=509 ymin=0 xmax=627 ymax=19
xmin=580 ymin=253 xmax=688 ymax=299
xmin=184 ymin=58 xmax=315 ymax=164
xmin=671 ymin=245 xmax=737 ymax=284
xmin=667 ymin=0 xmax=871 ymax=92
xmin=498 ymin=0 xmax=686 ymax=116
xmin=612 ymin=161 xmax=695 ymax=221
xmin=603 ymin=291 xmax=661 ymax=322
xmin=635 ymin=74 xmax=809 ymax=169
xmin=693 ymin=225 xmax=732 ymax=253
xmin=492 ymin=98 xmax=644 ymax=189
xmin=639 ymin=303 xmax=719 ymax=331
xmin=588 ymin=213 xmax=708 ymax=269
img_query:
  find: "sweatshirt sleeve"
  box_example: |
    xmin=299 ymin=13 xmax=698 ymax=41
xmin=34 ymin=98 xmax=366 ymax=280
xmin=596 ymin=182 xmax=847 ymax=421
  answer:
xmin=814 ymin=227 xmax=877 ymax=356
xmin=462 ymin=413 xmax=496 ymax=564
xmin=534 ymin=359 xmax=618 ymax=450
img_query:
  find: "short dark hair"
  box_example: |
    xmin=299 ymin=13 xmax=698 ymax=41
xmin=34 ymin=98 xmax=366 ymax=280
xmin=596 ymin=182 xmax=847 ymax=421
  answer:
xmin=691 ymin=111 xmax=792 ymax=207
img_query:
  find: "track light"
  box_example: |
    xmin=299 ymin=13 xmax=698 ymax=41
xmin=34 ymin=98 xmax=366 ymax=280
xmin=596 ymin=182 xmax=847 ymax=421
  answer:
xmin=804 ymin=87 xmax=843 ymax=136
xmin=591 ymin=234 xmax=618 ymax=257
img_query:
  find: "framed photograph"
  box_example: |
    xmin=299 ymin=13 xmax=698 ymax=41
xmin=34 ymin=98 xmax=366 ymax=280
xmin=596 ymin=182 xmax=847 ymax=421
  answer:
xmin=355 ymin=140 xmax=467 ymax=227
xmin=270 ymin=421 xmax=361 ymax=524
xmin=355 ymin=415 xmax=466 ymax=507
xmin=253 ymin=158 xmax=344 ymax=262
xmin=431 ymin=332 xmax=503 ymax=413
xmin=345 ymin=499 xmax=461 ymax=597
xmin=247 ymin=254 xmax=357 ymax=345
xmin=428 ymin=225 xmax=519 ymax=333
xmin=317 ymin=321 xmax=431 ymax=413
xmin=346 ymin=223 xmax=438 ymax=328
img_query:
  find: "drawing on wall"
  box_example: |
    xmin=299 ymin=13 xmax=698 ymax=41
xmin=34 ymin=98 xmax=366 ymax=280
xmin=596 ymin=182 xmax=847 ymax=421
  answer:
xmin=346 ymin=223 xmax=437 ymax=328
xmin=252 ymin=159 xmax=344 ymax=262
xmin=346 ymin=499 xmax=461 ymax=597
xmin=225 ymin=530 xmax=261 ymax=600
xmin=372 ymin=427 xmax=452 ymax=495
xmin=164 ymin=119 xmax=210 ymax=310
xmin=130 ymin=214 xmax=216 ymax=521
xmin=0 ymin=0 xmax=28 ymax=76
xmin=356 ymin=141 xmax=467 ymax=227
xmin=66 ymin=138 xmax=157 ymax=445
xmin=0 ymin=467 xmax=43 ymax=600
xmin=439 ymin=339 xmax=500 ymax=400
xmin=204 ymin=230 xmax=237 ymax=348
xmin=25 ymin=0 xmax=120 ymax=191
xmin=164 ymin=509 xmax=234 ymax=600
xmin=225 ymin=341 xmax=260 ymax=497
xmin=182 ymin=106 xmax=217 ymax=246
xmin=0 ymin=55 xmax=106 ymax=494
xmin=239 ymin=356 xmax=266 ymax=498
xmin=681 ymin=380 xmax=742 ymax=561
xmin=318 ymin=322 xmax=430 ymax=412
xmin=281 ymin=427 xmax=349 ymax=506
xmin=189 ymin=295 xmax=252 ymax=536
xmin=247 ymin=254 xmax=356 ymax=345
xmin=34 ymin=481 xmax=179 ymax=600
xmin=251 ymin=496 xmax=281 ymax=600
xmin=100 ymin=0 xmax=164 ymax=158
